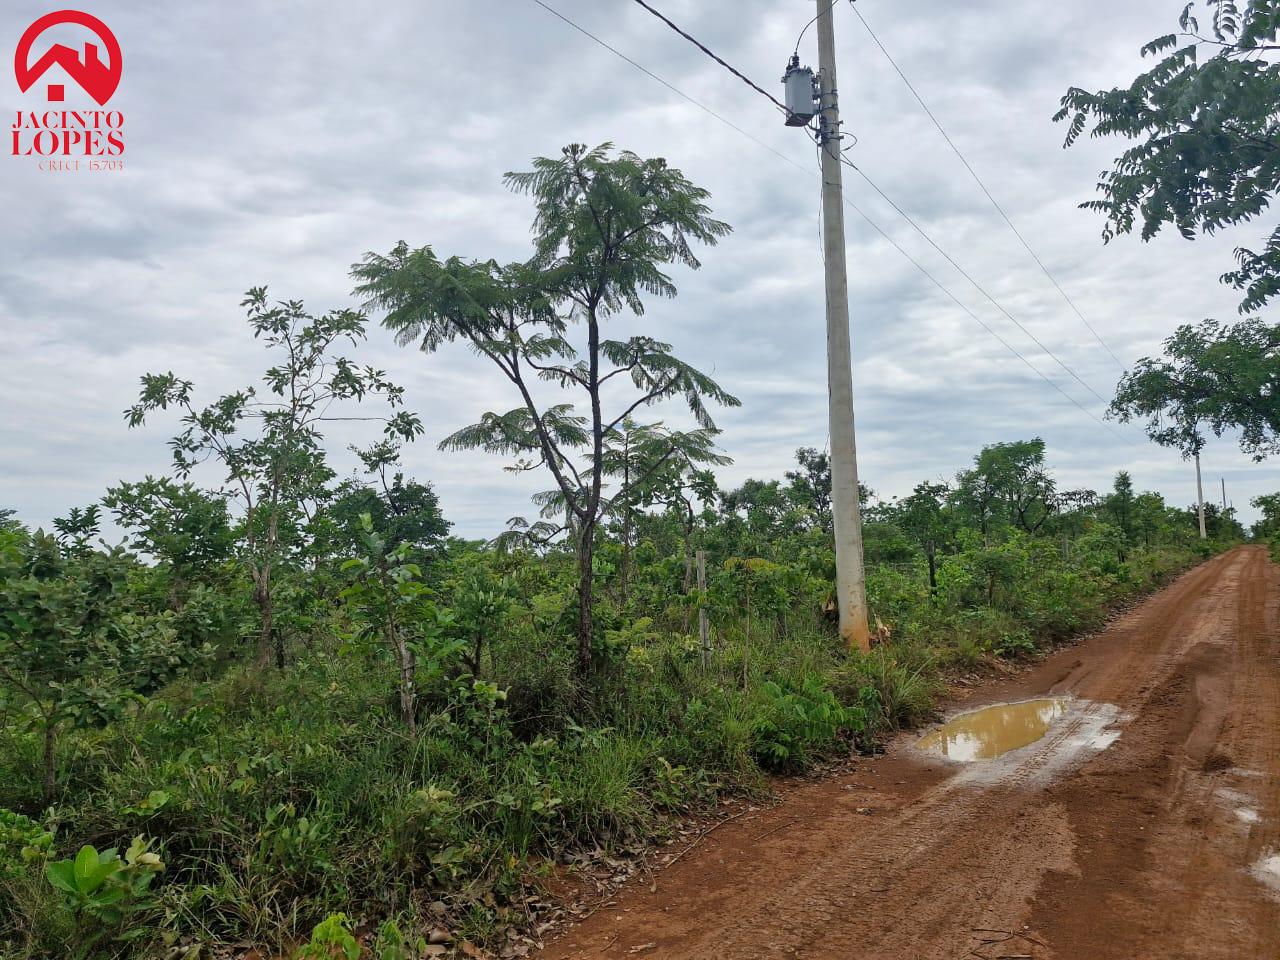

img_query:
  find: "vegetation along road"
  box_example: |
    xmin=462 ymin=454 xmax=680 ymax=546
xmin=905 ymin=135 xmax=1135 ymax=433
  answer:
xmin=543 ymin=547 xmax=1280 ymax=960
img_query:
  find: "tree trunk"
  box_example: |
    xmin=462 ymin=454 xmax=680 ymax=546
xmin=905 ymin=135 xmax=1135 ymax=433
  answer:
xmin=392 ymin=630 xmax=417 ymax=734
xmin=255 ymin=576 xmax=274 ymax=670
xmin=576 ymin=520 xmax=596 ymax=676
xmin=680 ymin=516 xmax=694 ymax=634
xmin=42 ymin=718 xmax=57 ymax=804
xmin=620 ymin=440 xmax=631 ymax=604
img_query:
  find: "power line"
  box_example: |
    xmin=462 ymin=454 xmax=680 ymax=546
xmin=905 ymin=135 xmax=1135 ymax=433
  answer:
xmin=529 ymin=0 xmax=790 ymax=160
xmin=627 ymin=0 xmax=790 ymax=114
xmin=805 ymin=135 xmax=1128 ymax=440
xmin=794 ymin=1 xmax=840 ymax=55
xmin=629 ymin=0 xmax=1121 ymax=409
xmin=848 ymin=0 xmax=1126 ymax=370
xmin=803 ymin=133 xmax=1122 ymax=440
xmin=616 ymin=0 xmax=1116 ymax=409
xmin=525 ymin=0 xmax=1133 ymax=443
xmin=840 ymin=152 xmax=1116 ymax=408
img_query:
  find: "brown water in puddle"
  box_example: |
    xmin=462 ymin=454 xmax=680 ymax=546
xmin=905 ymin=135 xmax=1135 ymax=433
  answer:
xmin=917 ymin=697 xmax=1072 ymax=761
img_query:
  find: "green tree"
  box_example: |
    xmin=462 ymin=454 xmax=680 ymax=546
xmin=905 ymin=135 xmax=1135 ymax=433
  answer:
xmin=955 ymin=439 xmax=1057 ymax=536
xmin=1058 ymin=3 xmax=1280 ymax=461
xmin=1133 ymin=490 xmax=1173 ymax=548
xmin=1055 ymin=0 xmax=1280 ymax=312
xmin=353 ymin=143 xmax=738 ymax=675
xmin=52 ymin=505 xmax=101 ymax=557
xmin=0 ymin=530 xmax=182 ymax=801
xmin=103 ymin=477 xmax=235 ymax=608
xmin=325 ymin=443 xmax=451 ymax=567
xmin=785 ymin=447 xmax=833 ymax=532
xmin=1110 ymin=318 xmax=1279 ymax=460
xmin=340 ymin=515 xmax=454 ymax=732
xmin=1252 ymin=491 xmax=1280 ymax=538
xmin=126 ymin=289 xmax=422 ymax=669
xmin=1103 ymin=471 xmax=1137 ymax=552
xmin=891 ymin=481 xmax=954 ymax=594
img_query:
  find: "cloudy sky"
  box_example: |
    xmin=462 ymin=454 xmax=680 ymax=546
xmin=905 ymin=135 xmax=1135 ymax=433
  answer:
xmin=1 ymin=0 xmax=1271 ymax=539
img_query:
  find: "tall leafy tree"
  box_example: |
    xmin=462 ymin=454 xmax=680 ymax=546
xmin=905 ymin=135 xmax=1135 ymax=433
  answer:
xmin=126 ymin=289 xmax=422 ymax=668
xmin=1110 ymin=318 xmax=1279 ymax=459
xmin=955 ymin=439 xmax=1057 ymax=536
xmin=600 ymin=419 xmax=729 ymax=603
xmin=353 ymin=143 xmax=739 ymax=675
xmin=890 ymin=481 xmax=954 ymax=594
xmin=1103 ymin=471 xmax=1138 ymax=542
xmin=325 ymin=442 xmax=451 ymax=565
xmin=1251 ymin=490 xmax=1280 ymax=538
xmin=1058 ymin=2 xmax=1280 ymax=460
xmin=1056 ymin=0 xmax=1280 ymax=312
xmin=103 ymin=478 xmax=235 ymax=608
xmin=785 ymin=447 xmax=833 ymax=532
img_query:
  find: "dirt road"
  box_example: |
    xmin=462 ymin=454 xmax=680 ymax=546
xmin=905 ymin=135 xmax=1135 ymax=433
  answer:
xmin=540 ymin=547 xmax=1280 ymax=959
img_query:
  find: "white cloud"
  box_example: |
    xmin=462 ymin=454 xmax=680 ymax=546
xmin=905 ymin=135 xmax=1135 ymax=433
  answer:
xmin=0 ymin=0 xmax=1270 ymax=537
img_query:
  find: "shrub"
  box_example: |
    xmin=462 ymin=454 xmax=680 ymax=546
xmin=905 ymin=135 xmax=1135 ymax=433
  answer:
xmin=749 ymin=677 xmax=869 ymax=770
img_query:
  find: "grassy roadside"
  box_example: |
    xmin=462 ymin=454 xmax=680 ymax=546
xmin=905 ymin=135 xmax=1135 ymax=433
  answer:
xmin=0 ymin=539 xmax=1230 ymax=959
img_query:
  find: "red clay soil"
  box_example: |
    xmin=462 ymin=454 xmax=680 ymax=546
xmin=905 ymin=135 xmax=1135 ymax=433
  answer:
xmin=538 ymin=546 xmax=1280 ymax=960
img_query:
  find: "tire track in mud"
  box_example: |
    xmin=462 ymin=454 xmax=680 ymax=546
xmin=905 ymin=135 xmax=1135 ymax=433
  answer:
xmin=538 ymin=548 xmax=1280 ymax=960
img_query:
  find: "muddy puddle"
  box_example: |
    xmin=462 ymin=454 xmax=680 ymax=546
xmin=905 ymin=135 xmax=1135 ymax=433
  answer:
xmin=917 ymin=697 xmax=1072 ymax=762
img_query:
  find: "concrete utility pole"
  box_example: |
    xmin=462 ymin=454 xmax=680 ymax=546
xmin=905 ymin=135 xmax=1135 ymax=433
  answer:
xmin=1195 ymin=453 xmax=1207 ymax=539
xmin=1221 ymin=477 xmax=1228 ymax=511
xmin=815 ymin=0 xmax=871 ymax=653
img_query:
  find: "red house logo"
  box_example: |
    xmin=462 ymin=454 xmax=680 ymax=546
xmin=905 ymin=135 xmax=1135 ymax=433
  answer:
xmin=15 ymin=10 xmax=122 ymax=106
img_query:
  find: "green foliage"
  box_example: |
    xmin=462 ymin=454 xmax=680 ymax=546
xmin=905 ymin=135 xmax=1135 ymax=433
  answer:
xmin=0 ymin=143 xmax=1235 ymax=960
xmin=750 ymin=677 xmax=871 ymax=770
xmin=0 ymin=529 xmax=189 ymax=802
xmin=326 ymin=444 xmax=451 ymax=565
xmin=44 ymin=837 xmax=164 ymax=959
xmin=954 ymin=438 xmax=1055 ymax=535
xmin=103 ymin=478 xmax=235 ymax=606
xmin=1111 ymin=317 xmax=1279 ymax=461
xmin=838 ymin=649 xmax=939 ymax=730
xmin=1056 ymin=0 xmax=1280 ymax=313
xmin=0 ymin=809 xmax=53 ymax=880
xmin=126 ymin=287 xmax=424 ymax=669
xmin=1253 ymin=491 xmax=1280 ymax=539
xmin=1058 ymin=4 xmax=1280 ymax=463
xmin=371 ymin=918 xmax=427 ymax=960
xmin=353 ymin=142 xmax=739 ymax=675
xmin=298 ymin=912 xmax=360 ymax=960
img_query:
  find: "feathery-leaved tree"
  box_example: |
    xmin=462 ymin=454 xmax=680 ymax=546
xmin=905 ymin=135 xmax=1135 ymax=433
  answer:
xmin=353 ymin=143 xmax=739 ymax=675
xmin=1055 ymin=0 xmax=1280 ymax=312
xmin=601 ymin=419 xmax=730 ymax=604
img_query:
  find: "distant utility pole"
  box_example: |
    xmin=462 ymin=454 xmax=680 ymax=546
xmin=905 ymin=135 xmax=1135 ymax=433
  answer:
xmin=813 ymin=0 xmax=870 ymax=652
xmin=1221 ymin=477 xmax=1227 ymax=511
xmin=1195 ymin=453 xmax=1207 ymax=539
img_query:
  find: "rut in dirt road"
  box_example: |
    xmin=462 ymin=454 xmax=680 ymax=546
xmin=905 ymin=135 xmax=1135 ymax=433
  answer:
xmin=539 ymin=547 xmax=1280 ymax=960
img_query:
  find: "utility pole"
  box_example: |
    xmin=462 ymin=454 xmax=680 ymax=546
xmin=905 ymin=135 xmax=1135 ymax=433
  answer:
xmin=1195 ymin=453 xmax=1207 ymax=539
xmin=1221 ymin=477 xmax=1227 ymax=511
xmin=814 ymin=0 xmax=871 ymax=653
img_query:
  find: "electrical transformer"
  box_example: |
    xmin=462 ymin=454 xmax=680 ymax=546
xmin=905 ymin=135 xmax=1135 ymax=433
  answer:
xmin=782 ymin=55 xmax=815 ymax=126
